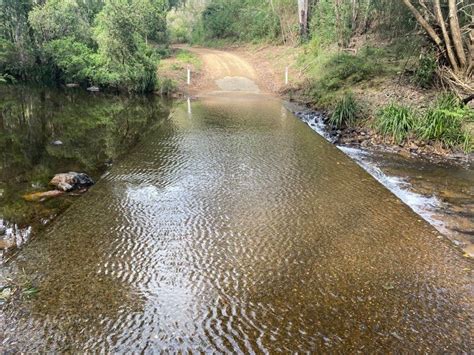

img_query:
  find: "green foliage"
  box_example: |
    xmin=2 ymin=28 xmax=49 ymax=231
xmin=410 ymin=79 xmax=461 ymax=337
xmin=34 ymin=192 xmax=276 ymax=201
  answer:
xmin=43 ymin=37 xmax=96 ymax=83
xmin=93 ymin=1 xmax=159 ymax=92
xmin=376 ymin=103 xmax=416 ymax=144
xmin=0 ymin=0 xmax=181 ymax=91
xmin=375 ymin=95 xmax=473 ymax=152
xmin=330 ymin=93 xmax=358 ymax=128
xmin=417 ymin=94 xmax=474 ymax=151
xmin=28 ymin=0 xmax=90 ymax=44
xmin=0 ymin=73 xmax=16 ymax=84
xmin=309 ymin=0 xmax=343 ymax=45
xmin=304 ymin=47 xmax=385 ymax=106
xmin=196 ymin=0 xmax=279 ymax=43
xmin=413 ymin=51 xmax=437 ymax=88
xmin=157 ymin=77 xmax=176 ymax=96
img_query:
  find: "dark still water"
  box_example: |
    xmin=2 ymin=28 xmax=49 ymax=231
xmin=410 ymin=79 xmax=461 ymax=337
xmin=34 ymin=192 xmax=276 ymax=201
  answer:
xmin=1 ymin=93 xmax=472 ymax=352
xmin=0 ymin=86 xmax=171 ymax=258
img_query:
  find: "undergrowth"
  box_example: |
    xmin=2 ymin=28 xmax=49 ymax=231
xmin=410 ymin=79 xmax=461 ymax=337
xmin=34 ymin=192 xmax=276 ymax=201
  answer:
xmin=299 ymin=45 xmax=388 ymax=107
xmin=175 ymin=49 xmax=202 ymax=69
xmin=330 ymin=93 xmax=358 ymax=128
xmin=156 ymin=78 xmax=176 ymax=96
xmin=417 ymin=94 xmax=473 ymax=151
xmin=376 ymin=94 xmax=473 ymax=152
xmin=376 ymin=103 xmax=416 ymax=144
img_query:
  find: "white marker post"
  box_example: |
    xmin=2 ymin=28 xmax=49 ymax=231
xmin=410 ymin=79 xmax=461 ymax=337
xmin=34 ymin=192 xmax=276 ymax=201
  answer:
xmin=187 ymin=66 xmax=191 ymax=86
xmin=285 ymin=66 xmax=289 ymax=85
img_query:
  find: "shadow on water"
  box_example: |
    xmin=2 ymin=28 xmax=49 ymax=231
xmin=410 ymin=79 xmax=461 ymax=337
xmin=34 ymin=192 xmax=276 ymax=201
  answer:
xmin=0 ymin=85 xmax=172 ymax=259
xmin=1 ymin=93 xmax=472 ymax=352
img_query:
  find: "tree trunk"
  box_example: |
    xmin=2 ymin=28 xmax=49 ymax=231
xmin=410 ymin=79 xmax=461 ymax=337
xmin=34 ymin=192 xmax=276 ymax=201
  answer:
xmin=334 ymin=0 xmax=343 ymax=46
xmin=351 ymin=0 xmax=358 ymax=33
xmin=298 ymin=0 xmax=309 ymax=40
xmin=401 ymin=0 xmax=443 ymax=49
xmin=448 ymin=0 xmax=467 ymax=68
xmin=433 ymin=0 xmax=459 ymax=72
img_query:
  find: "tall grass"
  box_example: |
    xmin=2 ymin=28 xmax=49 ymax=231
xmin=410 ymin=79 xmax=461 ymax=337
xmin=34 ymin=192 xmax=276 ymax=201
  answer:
xmin=417 ymin=94 xmax=473 ymax=151
xmin=375 ymin=94 xmax=473 ymax=152
xmin=329 ymin=93 xmax=358 ymax=128
xmin=376 ymin=103 xmax=416 ymax=144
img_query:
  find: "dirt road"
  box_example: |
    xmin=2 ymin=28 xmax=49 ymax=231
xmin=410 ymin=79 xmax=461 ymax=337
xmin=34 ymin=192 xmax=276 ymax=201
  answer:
xmin=162 ymin=45 xmax=294 ymax=95
xmin=185 ymin=47 xmax=261 ymax=93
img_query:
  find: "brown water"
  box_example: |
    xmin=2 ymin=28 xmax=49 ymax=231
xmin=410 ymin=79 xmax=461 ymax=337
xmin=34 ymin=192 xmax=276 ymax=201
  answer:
xmin=1 ymin=93 xmax=473 ymax=352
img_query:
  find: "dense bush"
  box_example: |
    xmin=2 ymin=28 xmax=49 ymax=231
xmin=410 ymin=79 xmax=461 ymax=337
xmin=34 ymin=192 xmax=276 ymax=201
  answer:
xmin=195 ymin=0 xmax=280 ymax=43
xmin=43 ymin=37 xmax=97 ymax=84
xmin=305 ymin=47 xmax=385 ymax=106
xmin=0 ymin=0 xmax=176 ymax=92
xmin=413 ymin=52 xmax=437 ymax=88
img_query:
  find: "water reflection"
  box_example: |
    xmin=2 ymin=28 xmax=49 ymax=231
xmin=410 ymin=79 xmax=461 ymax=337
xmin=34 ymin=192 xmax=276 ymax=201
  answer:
xmin=0 ymin=85 xmax=171 ymax=257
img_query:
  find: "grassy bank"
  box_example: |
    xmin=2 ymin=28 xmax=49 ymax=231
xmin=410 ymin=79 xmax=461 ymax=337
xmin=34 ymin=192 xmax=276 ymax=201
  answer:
xmin=288 ymin=38 xmax=474 ymax=155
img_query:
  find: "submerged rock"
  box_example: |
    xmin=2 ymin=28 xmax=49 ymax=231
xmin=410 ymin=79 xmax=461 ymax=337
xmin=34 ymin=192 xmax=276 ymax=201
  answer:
xmin=23 ymin=190 xmax=65 ymax=202
xmin=0 ymin=238 xmax=16 ymax=250
xmin=49 ymin=172 xmax=94 ymax=192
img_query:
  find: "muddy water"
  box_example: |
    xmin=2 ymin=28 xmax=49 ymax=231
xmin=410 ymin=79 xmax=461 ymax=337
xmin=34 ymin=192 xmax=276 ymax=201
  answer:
xmin=1 ymin=93 xmax=472 ymax=352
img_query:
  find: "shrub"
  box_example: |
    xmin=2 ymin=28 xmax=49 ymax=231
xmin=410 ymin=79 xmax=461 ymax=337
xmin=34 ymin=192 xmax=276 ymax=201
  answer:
xmin=417 ymin=94 xmax=473 ymax=151
xmin=329 ymin=93 xmax=358 ymax=128
xmin=157 ymin=78 xmax=176 ymax=96
xmin=43 ymin=37 xmax=96 ymax=84
xmin=305 ymin=47 xmax=386 ymax=107
xmin=376 ymin=103 xmax=416 ymax=143
xmin=413 ymin=51 xmax=437 ymax=88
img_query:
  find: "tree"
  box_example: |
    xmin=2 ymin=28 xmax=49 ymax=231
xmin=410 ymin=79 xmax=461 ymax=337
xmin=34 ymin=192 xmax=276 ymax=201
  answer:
xmin=0 ymin=0 xmax=35 ymax=78
xmin=28 ymin=0 xmax=90 ymax=45
xmin=401 ymin=0 xmax=473 ymax=96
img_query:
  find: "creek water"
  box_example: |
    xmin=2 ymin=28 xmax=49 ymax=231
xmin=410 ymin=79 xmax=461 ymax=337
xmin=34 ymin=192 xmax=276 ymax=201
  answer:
xmin=0 ymin=90 xmax=472 ymax=352
xmin=295 ymin=109 xmax=474 ymax=257
xmin=0 ymin=86 xmax=172 ymax=260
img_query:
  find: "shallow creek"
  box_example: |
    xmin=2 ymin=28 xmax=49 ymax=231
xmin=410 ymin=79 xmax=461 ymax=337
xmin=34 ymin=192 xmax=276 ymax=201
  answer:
xmin=294 ymin=108 xmax=474 ymax=257
xmin=0 ymin=91 xmax=472 ymax=352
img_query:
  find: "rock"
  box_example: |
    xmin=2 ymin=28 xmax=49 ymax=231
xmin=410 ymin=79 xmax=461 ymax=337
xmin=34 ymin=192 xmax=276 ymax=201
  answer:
xmin=399 ymin=149 xmax=412 ymax=159
xmin=66 ymin=83 xmax=80 ymax=88
xmin=0 ymin=225 xmax=6 ymax=236
xmin=51 ymin=140 xmax=63 ymax=146
xmin=0 ymin=238 xmax=16 ymax=250
xmin=23 ymin=190 xmax=65 ymax=202
xmin=87 ymin=86 xmax=100 ymax=92
xmin=49 ymin=172 xmax=94 ymax=192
